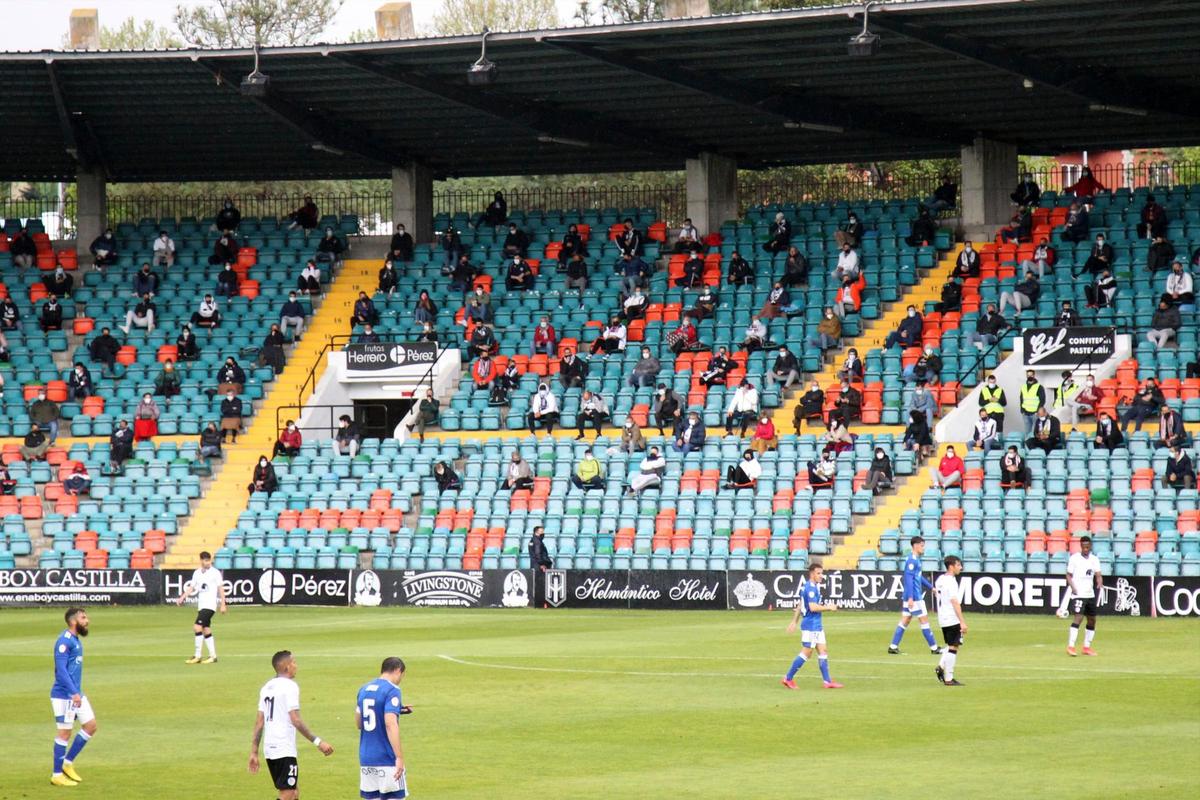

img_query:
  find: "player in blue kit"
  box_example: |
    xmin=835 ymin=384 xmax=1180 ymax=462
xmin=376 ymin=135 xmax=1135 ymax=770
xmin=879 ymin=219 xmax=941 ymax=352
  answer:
xmin=781 ymin=563 xmax=843 ymax=690
xmin=50 ymin=607 xmax=96 ymax=787
xmin=356 ymin=657 xmax=411 ymax=800
xmin=887 ymin=536 xmax=943 ymax=655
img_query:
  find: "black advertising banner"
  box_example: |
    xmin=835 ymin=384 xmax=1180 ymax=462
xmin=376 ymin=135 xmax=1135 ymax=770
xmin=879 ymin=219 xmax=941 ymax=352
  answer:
xmin=0 ymin=569 xmax=161 ymax=606
xmin=162 ymin=569 xmax=352 ymax=607
xmin=1022 ymin=326 xmax=1115 ymax=367
xmin=541 ymin=569 xmax=727 ymax=609
xmin=344 ymin=341 xmax=437 ymax=378
xmin=729 ymin=569 xmax=906 ymax=612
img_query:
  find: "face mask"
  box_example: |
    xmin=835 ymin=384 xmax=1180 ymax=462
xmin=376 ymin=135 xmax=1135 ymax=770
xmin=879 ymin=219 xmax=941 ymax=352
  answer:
xmin=826 ymin=312 xmax=833 ymax=319
xmin=876 ymin=452 xmax=884 ymax=460
xmin=987 ymin=380 xmax=996 ymax=387
xmin=907 ymin=310 xmax=915 ymax=317
xmin=260 ymin=460 xmax=267 ymax=467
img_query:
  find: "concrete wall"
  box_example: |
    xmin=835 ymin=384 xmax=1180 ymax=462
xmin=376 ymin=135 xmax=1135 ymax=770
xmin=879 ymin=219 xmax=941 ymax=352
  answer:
xmin=686 ymin=152 xmax=737 ymax=238
xmin=960 ymin=137 xmax=1017 ymax=240
xmin=392 ymin=163 xmax=433 ymax=242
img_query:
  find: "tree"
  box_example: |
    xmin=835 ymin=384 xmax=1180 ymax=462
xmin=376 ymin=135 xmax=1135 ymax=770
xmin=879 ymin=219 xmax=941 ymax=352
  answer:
xmin=575 ymin=0 xmax=662 ymax=24
xmin=173 ymin=0 xmax=344 ymax=48
xmin=99 ymin=17 xmax=185 ymax=50
xmin=430 ymin=0 xmax=559 ymax=36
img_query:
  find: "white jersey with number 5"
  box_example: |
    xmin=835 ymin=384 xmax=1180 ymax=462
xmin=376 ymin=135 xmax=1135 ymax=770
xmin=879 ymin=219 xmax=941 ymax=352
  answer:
xmin=1066 ymin=553 xmax=1102 ymax=599
xmin=188 ymin=567 xmax=223 ymax=611
xmin=259 ymin=676 xmax=300 ymax=759
xmin=934 ymin=573 xmax=962 ymax=627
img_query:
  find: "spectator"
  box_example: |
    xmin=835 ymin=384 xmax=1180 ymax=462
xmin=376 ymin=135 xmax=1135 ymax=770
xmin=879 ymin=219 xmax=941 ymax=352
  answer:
xmin=89 ymin=227 xmax=119 ymax=267
xmin=832 ymin=242 xmax=861 ymax=283
xmin=67 ymin=362 xmax=94 ymax=401
xmin=248 ymin=455 xmax=278 ymax=495
xmin=825 ymin=412 xmax=853 ymax=453
xmin=905 ymin=206 xmax=937 ymax=248
xmin=968 ymin=408 xmax=999 ymax=453
xmin=191 ymin=294 xmax=221 ymax=328
xmin=836 ymin=348 xmax=863 ymax=384
xmin=999 ymin=446 xmax=1030 ymax=491
xmin=933 ymin=278 xmax=963 ymax=314
xmin=433 ymin=461 xmax=462 ymax=494
xmin=505 ymin=256 xmax=535 ymax=292
xmin=377 ymin=259 xmax=399 ymax=297
xmin=357 ymin=324 xmax=381 ymax=344
xmin=1162 ymin=445 xmax=1196 ymax=490
xmin=696 ymin=347 xmax=734 ymax=389
xmin=997 ymin=206 xmax=1033 ymax=245
xmin=970 ymin=304 xmax=1009 ymax=351
xmin=40 ymin=295 xmax=63 ymax=332
xmin=930 ymin=446 xmax=964 ymax=490
xmin=0 ymin=331 xmax=6 ymax=363
xmin=621 ymin=286 xmax=648 ymax=321
xmin=795 ymin=381 xmax=825 ymax=433
xmin=218 ymin=391 xmax=243 ymax=443
xmin=762 ymin=212 xmax=791 ymax=254
xmin=1064 ymin=166 xmax=1106 ymax=201
xmin=408 ymin=388 xmax=439 ymax=443
xmin=297 ymin=260 xmax=322 ymax=295
xmin=925 ymin=175 xmax=957 ymax=214
xmin=766 ymin=345 xmax=801 ymax=391
xmin=331 ymin=415 xmax=361 ymax=458
xmin=89 ymin=327 xmax=121 ymax=375
xmin=571 ymin=448 xmax=605 ymax=492
xmin=1093 ymin=411 xmax=1123 ymax=451
xmin=885 ymin=305 xmax=923 ymax=350
xmin=1019 ymin=370 xmax=1046 ymax=432
xmin=1084 ymin=269 xmax=1117 ymax=309
xmin=274 ymin=420 xmax=302 ymax=458
xmin=673 ymin=218 xmax=701 ymax=254
xmin=1051 ymin=370 xmax=1081 ymax=423
xmin=724 ymin=449 xmax=762 ymax=490
xmin=133 ymin=393 xmax=160 ymax=441
xmin=1072 ymin=375 xmax=1103 ymax=421
xmin=1055 ymin=300 xmax=1081 ymax=328
xmin=557 ymin=224 xmax=587 ymax=269
xmin=1 ymin=297 xmax=20 ymax=330
xmin=20 ymin=422 xmax=50 ymax=461
xmin=1146 ymin=300 xmax=1181 ymax=349
xmin=502 ymin=223 xmax=529 ymax=258
xmin=1019 ymin=238 xmax=1056 ymax=279
xmin=951 ymin=241 xmax=980 ymax=279
xmin=626 ymin=446 xmax=665 ymax=495
xmin=315 ymin=228 xmax=345 ymax=264
xmin=468 ymin=323 xmax=497 ymax=360
xmin=154 ymin=360 xmax=182 ymax=398
xmin=907 ymin=382 xmax=937 ymax=428
xmin=751 ymin=415 xmax=777 ymax=455
xmin=214 ymin=197 xmax=241 ymax=232
xmin=259 ymin=323 xmax=287 ymax=373
xmin=216 ymin=357 xmax=246 ymax=394
xmin=465 ymin=296 xmax=493 ymax=327
xmin=486 ymin=367 xmax=509 ymax=403
xmin=905 ymin=345 xmax=943 ymax=385
xmin=864 ymin=447 xmax=894 ymax=495
xmin=689 ymin=283 xmax=718 ymax=321
xmin=109 ymin=419 xmax=134 ymax=470
xmin=215 ymin=263 xmax=240 ymax=298
xmin=1121 ymin=380 xmax=1165 ymax=433
xmin=629 ymin=347 xmax=660 ymax=390
xmin=564 ymin=253 xmax=589 ymax=308
xmin=1158 ymin=405 xmax=1187 ymax=449
xmin=1075 ymin=233 xmax=1115 ymax=278
xmin=449 ymin=255 xmax=478 ymax=293
xmin=132 ymin=263 xmax=160 ymax=297
xmin=121 ymin=293 xmax=157 ymax=334
xmin=666 ymin=316 xmax=699 ymax=355
xmin=286 ymin=195 xmax=319 ymax=231
xmin=350 ymin=291 xmax=379 ymax=330
xmin=617 ymin=219 xmax=644 ymax=258
xmin=1162 ymin=261 xmax=1194 ymax=306
xmin=903 ymin=409 xmax=933 ymax=455
xmin=389 ymin=223 xmax=414 ymax=263
xmin=834 ymin=212 xmax=864 ymax=249
xmin=9 ymin=226 xmax=37 ymax=268
xmin=616 ymin=419 xmax=646 ymax=455
xmin=653 ymin=384 xmax=683 ymax=434
xmin=501 ymin=451 xmax=534 ymax=492
xmin=1061 ymin=201 xmax=1090 ymax=243
xmin=835 ymin=378 xmax=862 ymax=422
xmin=279 ymin=292 xmax=306 ymax=339
xmin=807 ymin=450 xmax=837 ymax=490
xmin=1011 ymin=173 xmax=1042 ymax=207
xmin=44 ymin=265 xmax=73 ymax=298
xmin=528 ymin=526 xmax=552 ymax=575
xmin=998 ymin=270 xmax=1040 ymax=317
xmin=728 ymin=250 xmax=755 ymax=286
xmin=558 ymin=349 xmax=588 ymax=390
xmin=831 ymin=274 xmax=863 ymax=320
xmin=1026 ymin=406 xmax=1062 ymax=453
xmin=413 ymin=290 xmax=438 ymax=325
xmin=439 ymin=225 xmax=463 ymax=269
xmin=472 ymin=191 xmax=507 ymax=230
xmin=29 ymin=389 xmax=60 ymax=443
xmin=200 ymin=422 xmax=223 ymax=461
xmin=740 ymin=316 xmax=769 ymax=353
xmin=978 ymin=374 xmax=1007 ymax=429
xmin=1137 ymin=194 xmax=1168 ymax=239
xmin=807 ymin=307 xmax=842 ymax=352
xmin=760 ymin=281 xmax=798 ymax=319
xmin=674 ymin=251 xmax=704 ymax=289
xmin=152 ymin=230 xmax=176 ymax=268
xmin=672 ymin=410 xmax=706 ymax=455
xmin=618 ymin=252 xmax=650 ymax=296
xmin=527 ymin=383 xmax=560 ymax=434
xmin=725 ymin=380 xmax=760 ymax=436
xmin=209 ymin=231 xmax=239 ymax=266
xmin=575 ymin=390 xmax=610 ymax=439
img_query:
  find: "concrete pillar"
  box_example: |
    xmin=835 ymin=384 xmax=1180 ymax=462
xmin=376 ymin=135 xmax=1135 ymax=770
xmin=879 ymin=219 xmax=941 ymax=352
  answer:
xmin=75 ymin=168 xmax=107 ymax=251
xmin=69 ymin=8 xmax=100 ymax=50
xmin=686 ymin=152 xmax=737 ymax=237
xmin=392 ymin=163 xmax=432 ymax=242
xmin=664 ymin=0 xmax=711 ymax=17
xmin=375 ymin=2 xmax=415 ymax=40
xmin=960 ymin=136 xmax=1017 ymax=238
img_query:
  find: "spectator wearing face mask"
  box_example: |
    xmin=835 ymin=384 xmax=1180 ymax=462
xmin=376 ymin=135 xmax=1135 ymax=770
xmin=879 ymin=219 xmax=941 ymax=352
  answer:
xmin=1084 ymin=270 xmax=1117 ymax=309
xmin=590 ymin=317 xmax=627 ymax=357
xmin=864 ymin=447 xmax=894 ymax=495
xmin=413 ymin=291 xmax=438 ymax=325
xmin=1074 ymin=234 xmax=1115 ymax=279
xmin=807 ymin=450 xmax=837 ymax=491
xmin=350 ymin=292 xmax=379 ymax=330
xmin=837 ymin=348 xmax=864 ymax=384
xmin=331 ymin=415 xmax=362 ymax=457
xmin=216 ymin=357 xmax=246 ymax=395
xmin=468 ymin=323 xmax=497 ymax=361
xmin=109 ymin=419 xmax=134 ymax=470
xmin=831 ymin=274 xmax=863 ymax=320
xmin=133 ymin=393 xmax=160 ymax=441
xmin=905 ymin=206 xmax=938 ymax=248
xmin=795 ymin=381 xmax=825 ymax=434
xmin=1060 ymin=201 xmax=1090 ymax=244
xmin=408 ymin=389 xmax=439 ymax=443
xmin=675 ymin=251 xmax=705 ymax=289
xmin=998 ymin=271 xmax=1040 ymax=317
xmin=673 ymin=411 xmax=706 ymax=455
xmin=978 ymin=374 xmax=1006 ymax=429
xmin=315 ymin=227 xmax=345 ymax=264
xmin=1072 ymin=375 xmax=1103 ymax=422
xmin=357 ymin=324 xmax=381 ymax=344
xmin=557 ymin=224 xmax=588 ymax=269
xmin=215 ymin=263 xmax=240 ymax=298
xmin=558 ymin=349 xmax=588 ymax=390
xmin=629 ymin=347 xmax=660 ymax=390
xmin=191 ymin=294 xmax=221 ymax=329
xmin=527 ymin=383 xmax=560 ymax=434
xmin=210 ymin=231 xmax=239 ymax=266
xmin=930 ymin=446 xmax=964 ymax=490
xmin=273 ymin=420 xmax=302 ymax=458
xmin=903 ymin=346 xmax=942 ymax=384
xmin=751 ymin=416 xmax=777 ymax=455
xmin=824 ymin=411 xmax=853 ymax=453
xmin=903 ymin=409 xmax=932 ymax=456
xmin=248 ymin=455 xmax=278 ymax=495
xmin=154 ymin=360 xmax=181 ymax=399
xmin=576 ymin=390 xmax=610 ymax=439
xmin=259 ymin=323 xmax=287 ymax=374
xmin=433 ymin=461 xmax=462 ymax=494
xmin=44 ymin=265 xmax=74 ymax=298
xmin=1026 ymin=406 xmax=1062 ymax=453
xmin=450 ymin=254 xmax=478 ymax=293
xmin=614 ymin=419 xmax=646 ymax=455
xmin=219 ymin=391 xmax=243 ymax=443
xmin=834 ymin=212 xmax=864 ymax=249
xmin=502 ymin=223 xmax=529 ymax=258
xmin=728 ymin=250 xmax=756 ymax=286
xmin=700 ymin=347 xmax=736 ymax=388
xmin=951 ymin=242 xmax=979 ymax=279
xmin=666 ymin=316 xmax=699 ymax=355
xmin=1147 ymin=235 xmax=1176 ymax=273
xmin=1011 ymin=173 xmax=1041 ymax=207
xmin=386 ymin=221 xmax=413 ymax=262
xmin=501 ymin=451 xmax=534 ymax=492
xmin=690 ymin=283 xmax=719 ymax=321
xmin=378 ymin=259 xmax=399 ymax=297
xmin=968 ymin=409 xmax=999 ymax=453
xmin=530 ymin=317 xmax=556 ymax=357
xmin=9 ymin=226 xmax=37 ymax=268
xmin=1019 ymin=238 xmax=1056 ymax=279
xmin=1162 ymin=261 xmax=1194 ymax=306
xmin=280 ymin=292 xmax=306 ymax=339
xmin=1162 ymin=445 xmax=1196 ymax=490
xmin=506 ymin=256 xmax=535 ymax=292
xmin=200 ymin=421 xmax=223 ymax=461
xmin=465 ymin=296 xmax=493 ymax=328
xmin=653 ymin=384 xmax=683 ymax=434
xmin=618 ymin=252 xmax=650 ymax=296
xmin=999 ymin=447 xmax=1029 ymax=491
xmin=571 ymin=449 xmax=605 ymax=492
xmin=297 ymin=260 xmax=322 ymax=295
xmin=122 ymin=293 xmax=157 ymax=334
xmin=89 ymin=326 xmax=121 ymax=375
xmin=725 ymin=449 xmax=762 ymax=490
xmin=132 ymin=263 xmax=160 ymax=298
xmin=934 ymin=278 xmax=962 ymax=314
xmin=621 ymin=286 xmax=649 ymax=322
xmin=40 ymin=294 xmax=64 ymax=332
xmin=152 ymin=230 xmax=176 ymax=268
xmin=20 ymin=423 xmax=50 ymax=461
xmin=1065 ymin=166 xmax=1107 ymax=202
xmin=90 ymin=228 xmax=119 ymax=267
xmin=29 ymin=389 xmax=60 ymax=444
xmin=67 ymin=362 xmax=94 ymax=401
xmin=835 ymin=379 xmax=862 ymax=422
xmin=1093 ymin=412 xmax=1123 ymax=451
xmin=807 ymin=307 xmax=841 ymax=352
xmin=287 ymin=195 xmax=319 ymax=231
xmin=763 ymin=212 xmax=791 ymax=254
xmin=832 ymin=242 xmax=861 ymax=283
xmin=0 ymin=297 xmax=18 ymax=331
xmin=766 ymin=346 xmax=801 ymax=391
xmin=1146 ymin=299 xmax=1181 ymax=350
xmin=725 ymin=380 xmax=760 ymax=437
xmin=740 ymin=316 xmax=769 ymax=353
xmin=885 ymin=305 xmax=923 ymax=350
xmin=1121 ymin=380 xmax=1165 ymax=433
xmin=214 ymin=197 xmax=241 ymax=232
xmin=626 ymin=446 xmax=665 ymax=495
xmin=1052 ymin=371 xmax=1082 ymax=424
xmin=997 ymin=206 xmax=1032 ymax=245
xmin=564 ymin=253 xmax=590 ymax=308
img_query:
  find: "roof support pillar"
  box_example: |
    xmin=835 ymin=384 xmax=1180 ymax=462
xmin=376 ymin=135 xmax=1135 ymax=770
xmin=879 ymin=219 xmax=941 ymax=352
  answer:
xmin=75 ymin=167 xmax=107 ymax=252
xmin=960 ymin=137 xmax=1016 ymax=240
xmin=392 ymin=163 xmax=432 ymax=243
xmin=686 ymin=152 xmax=737 ymax=239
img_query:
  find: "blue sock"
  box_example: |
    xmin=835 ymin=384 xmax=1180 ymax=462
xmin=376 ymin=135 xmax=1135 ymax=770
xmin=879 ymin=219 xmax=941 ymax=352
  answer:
xmin=818 ymin=655 xmax=832 ymax=683
xmin=786 ymin=655 xmax=806 ymax=680
xmin=890 ymin=624 xmax=907 ymax=647
xmin=921 ymin=624 xmax=937 ymax=647
xmin=66 ymin=731 xmax=90 ymax=763
xmin=54 ymin=739 xmax=67 ymax=774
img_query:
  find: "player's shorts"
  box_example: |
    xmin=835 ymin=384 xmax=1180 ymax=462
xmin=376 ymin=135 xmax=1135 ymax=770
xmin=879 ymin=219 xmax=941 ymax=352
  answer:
xmin=800 ymin=629 xmax=826 ymax=647
xmin=1071 ymin=597 xmax=1098 ymax=616
xmin=194 ymin=608 xmax=216 ymax=627
xmin=51 ymin=695 xmax=95 ymax=730
xmin=941 ymin=624 xmax=963 ymax=647
xmin=267 ymin=757 xmax=299 ymax=791
xmin=900 ymin=599 xmax=928 ymax=617
xmin=360 ymin=765 xmax=408 ymax=799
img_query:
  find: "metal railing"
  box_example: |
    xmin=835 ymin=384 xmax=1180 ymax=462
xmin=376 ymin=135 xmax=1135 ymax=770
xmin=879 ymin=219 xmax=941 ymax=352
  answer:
xmin=739 ymin=172 xmax=956 ymax=209
xmin=275 ymin=402 xmax=392 ymax=442
xmin=433 ymin=184 xmax=688 ymax=225
xmin=1016 ymin=160 xmax=1200 ymax=195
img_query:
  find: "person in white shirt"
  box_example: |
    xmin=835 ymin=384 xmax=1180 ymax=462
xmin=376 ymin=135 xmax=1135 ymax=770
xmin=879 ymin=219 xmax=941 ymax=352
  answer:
xmin=152 ymin=231 xmax=176 ymax=268
xmin=1162 ymin=260 xmax=1194 ymax=306
xmin=1065 ymin=535 xmax=1102 ymax=656
xmin=590 ymin=317 xmax=627 ymax=356
xmin=674 ymin=218 xmax=700 ymax=253
xmin=832 ymin=244 xmax=860 ymax=282
xmin=249 ymin=650 xmax=334 ymax=800
xmin=934 ymin=556 xmax=967 ymax=686
xmin=967 ymin=409 xmax=999 ymax=452
xmin=724 ymin=449 xmax=762 ymax=489
xmin=526 ymin=383 xmax=560 ymax=434
xmin=191 ymin=294 xmax=221 ymax=328
xmin=627 ymin=447 xmax=666 ymax=495
xmin=176 ymin=550 xmax=227 ymax=664
xmin=724 ymin=380 xmax=760 ymax=436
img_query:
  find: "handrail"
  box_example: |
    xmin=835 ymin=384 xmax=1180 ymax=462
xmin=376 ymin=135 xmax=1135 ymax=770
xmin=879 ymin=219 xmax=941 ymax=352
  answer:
xmin=1064 ymin=325 xmax=1119 ymax=377
xmin=294 ymin=335 xmax=446 ymax=410
xmin=274 ymin=402 xmax=392 ymax=441
xmin=949 ymin=331 xmax=1007 ymax=390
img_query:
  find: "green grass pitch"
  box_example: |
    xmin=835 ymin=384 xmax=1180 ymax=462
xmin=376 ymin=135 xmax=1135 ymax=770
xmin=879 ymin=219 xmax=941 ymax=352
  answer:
xmin=0 ymin=607 xmax=1197 ymax=799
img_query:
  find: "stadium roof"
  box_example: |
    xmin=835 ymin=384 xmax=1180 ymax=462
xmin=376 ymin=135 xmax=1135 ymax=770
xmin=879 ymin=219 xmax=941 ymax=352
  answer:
xmin=3 ymin=0 xmax=1200 ymax=183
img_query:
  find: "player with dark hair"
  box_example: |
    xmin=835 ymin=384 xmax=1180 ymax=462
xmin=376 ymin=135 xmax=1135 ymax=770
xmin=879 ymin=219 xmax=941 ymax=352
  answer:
xmin=888 ymin=536 xmax=942 ymax=655
xmin=249 ymin=651 xmax=333 ymax=799
xmin=934 ymin=556 xmax=967 ymax=686
xmin=1066 ymin=535 xmax=1103 ymax=656
xmin=177 ymin=550 xmax=226 ymax=663
xmin=357 ymin=657 xmax=412 ymax=800
xmin=51 ymin=607 xmax=95 ymax=786
xmin=781 ymin=563 xmax=843 ymax=690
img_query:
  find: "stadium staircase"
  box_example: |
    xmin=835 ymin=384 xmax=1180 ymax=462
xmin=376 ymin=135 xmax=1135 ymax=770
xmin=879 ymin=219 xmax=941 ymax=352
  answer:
xmin=162 ymin=258 xmax=377 ymax=566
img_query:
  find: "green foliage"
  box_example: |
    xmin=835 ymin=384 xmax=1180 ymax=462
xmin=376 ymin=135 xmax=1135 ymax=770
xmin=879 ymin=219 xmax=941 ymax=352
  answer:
xmin=430 ymin=0 xmax=560 ymax=35
xmin=95 ymin=17 xmax=185 ymax=50
xmin=173 ymin=0 xmax=345 ymax=48
xmin=575 ymin=0 xmax=663 ymax=24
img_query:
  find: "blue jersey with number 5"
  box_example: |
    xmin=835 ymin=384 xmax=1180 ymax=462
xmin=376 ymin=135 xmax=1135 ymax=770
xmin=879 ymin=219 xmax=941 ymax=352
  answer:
xmin=357 ymin=679 xmax=402 ymax=767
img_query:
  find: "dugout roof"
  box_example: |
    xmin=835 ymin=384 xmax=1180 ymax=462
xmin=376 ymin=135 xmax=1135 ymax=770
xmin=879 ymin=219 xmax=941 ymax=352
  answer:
xmin=2 ymin=0 xmax=1199 ymax=182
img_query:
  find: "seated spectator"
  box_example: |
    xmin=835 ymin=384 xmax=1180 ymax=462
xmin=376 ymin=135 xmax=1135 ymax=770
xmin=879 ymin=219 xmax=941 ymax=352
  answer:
xmin=626 ymin=446 xmax=665 ymax=495
xmin=1053 ymin=371 xmax=1090 ymax=424
xmin=433 ymin=461 xmax=462 ymax=494
xmin=331 ymin=415 xmax=361 ymax=457
xmin=728 ymin=250 xmax=755 ymax=286
xmin=219 ymin=391 xmax=243 ymax=443
xmin=297 ymin=260 xmax=322 ymax=295
xmin=1025 ymin=406 xmax=1062 ymax=453
xmin=465 ymin=296 xmax=493 ymax=327
xmin=616 ymin=219 xmax=644 ymax=258
xmin=885 ymin=305 xmax=923 ymax=350
xmin=506 ymin=256 xmax=535 ymax=292
xmin=675 ymin=252 xmax=705 ymax=288
xmin=628 ymin=347 xmax=660 ymax=390
xmin=621 ymin=286 xmax=648 ymax=321
xmin=1061 ymin=201 xmax=1090 ymax=244
xmin=1075 ymin=233 xmax=1115 ymax=279
xmin=1162 ymin=261 xmax=1194 ymax=307
xmin=109 ymin=419 xmax=134 ymax=470
xmin=63 ymin=463 xmax=92 ymax=496
xmin=121 ymin=294 xmax=157 ymax=334
xmin=564 ymin=253 xmax=589 ymax=308
xmin=615 ymin=419 xmax=646 ymax=455
xmin=259 ymin=324 xmax=287 ymax=373
xmin=968 ymin=408 xmax=999 ymax=453
xmin=724 ymin=449 xmax=762 ymax=490
xmin=209 ymin=232 xmax=239 ymax=266
xmin=825 ymin=411 xmax=853 ymax=453
xmin=315 ymin=227 xmax=345 ymax=264
xmin=794 ymin=381 xmax=825 ymax=433
xmin=20 ymin=423 xmax=50 ymax=461
xmin=933 ymin=278 xmax=962 ymax=314
xmin=357 ymin=324 xmax=380 ymax=344
xmin=1122 ymin=379 xmax=1165 ymax=432
xmin=89 ymin=228 xmax=119 ymax=266
xmin=501 ymin=451 xmax=534 ymax=492
xmin=925 ymin=175 xmax=957 ymax=213
xmin=1 ymin=297 xmax=20 ymax=330
xmin=1085 ymin=269 xmax=1117 ymax=309
xmin=907 ymin=382 xmax=937 ymax=428
xmin=557 ymin=224 xmax=587 ymax=269
xmin=526 ymin=383 xmax=560 ymax=434
xmin=199 ymin=421 xmax=223 ymax=459
xmin=1163 ymin=445 xmax=1196 ymax=490
xmin=672 ymin=410 xmax=706 ymax=455
xmin=751 ymin=416 xmax=777 ymax=455
xmin=215 ymin=197 xmax=241 ymax=232
xmin=89 ymin=327 xmax=121 ymax=375
xmin=40 ymin=295 xmax=64 ymax=332
xmin=530 ymin=316 xmax=557 ymax=357
xmin=951 ymin=241 xmax=980 ymax=278
xmin=44 ymin=265 xmax=73 ymax=298
xmin=836 ymin=347 xmax=863 ymax=384
xmin=438 ymin=225 xmax=463 ymax=269
xmin=378 ymin=259 xmax=399 ymax=297
xmin=413 ymin=290 xmax=438 ymax=325
xmin=998 ymin=206 xmax=1033 ymax=244
xmin=999 ymin=446 xmax=1030 ymax=491
xmin=807 ymin=450 xmax=837 ymax=490
xmin=740 ymin=316 xmax=769 ymax=352
xmin=0 ymin=465 xmax=13 ymax=495
xmin=689 ymin=284 xmax=718 ymax=321
xmin=1147 ymin=235 xmax=1176 ymax=273
xmin=930 ymin=446 xmax=964 ymax=490
xmin=864 ymin=447 xmax=894 ymax=495
xmin=133 ymin=263 xmax=160 ymax=297
xmin=767 ymin=346 xmax=801 ymax=391
xmin=570 ymin=449 xmax=605 ymax=491
xmin=762 ymin=212 xmax=791 ymax=253
xmin=216 ymin=357 xmax=246 ymax=395
xmin=449 ymin=255 xmax=478 ymax=293
xmin=1011 ymin=172 xmax=1042 ymax=207
xmin=286 ymin=195 xmax=319 ymax=231
xmin=29 ymin=389 xmax=60 ymax=444
xmin=1146 ymin=300 xmax=1181 ymax=350
xmin=472 ymin=191 xmax=507 ymax=230
xmin=576 ymin=390 xmax=610 ymax=439
xmin=1093 ymin=411 xmax=1123 ymax=451
xmin=666 ymin=316 xmax=699 ymax=355
xmin=1019 ymin=239 xmax=1056 ymax=279
xmin=904 ymin=346 xmax=943 ymax=384
xmin=10 ymin=226 xmax=37 ymax=268
xmin=905 ymin=206 xmax=937 ymax=248
xmin=760 ymin=281 xmax=798 ymax=319
xmin=502 ymin=223 xmax=529 ymax=258
xmin=280 ymin=292 xmax=306 ymax=339
xmin=653 ymin=384 xmax=684 ymax=433
xmin=618 ymin=252 xmax=650 ymax=295
xmin=248 ymin=455 xmax=278 ymax=495
xmin=673 ymin=218 xmax=701 ymax=254
xmin=191 ymin=294 xmax=221 ymax=328
xmin=67 ymin=362 xmax=94 ymax=401
xmin=1158 ymin=405 xmax=1187 ymax=449
xmin=834 ymin=212 xmax=864 ymax=249
xmin=152 ymin=230 xmax=176 ymax=268
xmin=998 ymin=270 xmax=1040 ymax=317
xmin=831 ymin=274 xmax=863 ymax=320
xmin=832 ymin=242 xmax=861 ymax=283
xmin=408 ymin=388 xmax=439 ymax=443
xmin=468 ymin=323 xmax=497 ymax=360
xmin=133 ymin=393 xmax=160 ymax=441
xmin=154 ymin=360 xmax=182 ymax=398
xmin=968 ymin=304 xmax=1009 ymax=352
xmin=215 ymin=263 xmax=240 ymax=298
xmin=350 ymin=292 xmax=379 ymax=330
xmin=835 ymin=379 xmax=862 ymax=422
xmin=807 ymin=307 xmax=841 ymax=352
xmin=700 ymin=347 xmax=736 ymax=388
xmin=903 ymin=409 xmax=933 ymax=455
xmin=558 ymin=349 xmax=588 ymax=390
xmin=1136 ymin=194 xmax=1167 ymax=239
xmin=725 ymin=380 xmax=760 ymax=436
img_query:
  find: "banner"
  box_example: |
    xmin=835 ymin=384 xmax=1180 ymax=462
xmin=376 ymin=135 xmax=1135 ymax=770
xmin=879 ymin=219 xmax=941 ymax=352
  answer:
xmin=1022 ymin=326 xmax=1115 ymax=367
xmin=0 ymin=569 xmax=161 ymax=606
xmin=351 ymin=569 xmax=534 ymax=608
xmin=163 ymin=569 xmax=352 ymax=607
xmin=729 ymin=569 xmax=906 ymax=612
xmin=344 ymin=341 xmax=437 ymax=379
xmin=540 ymin=569 xmax=727 ymax=609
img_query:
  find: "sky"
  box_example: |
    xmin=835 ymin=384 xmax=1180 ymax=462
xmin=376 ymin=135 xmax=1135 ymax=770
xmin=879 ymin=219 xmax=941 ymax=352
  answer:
xmin=0 ymin=0 xmax=583 ymax=51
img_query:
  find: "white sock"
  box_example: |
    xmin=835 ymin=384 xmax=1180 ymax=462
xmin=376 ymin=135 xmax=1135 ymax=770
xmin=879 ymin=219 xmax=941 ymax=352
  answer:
xmin=205 ymin=635 xmax=216 ymax=658
xmin=194 ymin=634 xmax=203 ymax=658
xmin=938 ymin=652 xmax=948 ymax=671
xmin=1068 ymin=626 xmax=1079 ymax=647
xmin=1084 ymin=628 xmax=1095 ymax=648
xmin=944 ymin=651 xmax=956 ymax=680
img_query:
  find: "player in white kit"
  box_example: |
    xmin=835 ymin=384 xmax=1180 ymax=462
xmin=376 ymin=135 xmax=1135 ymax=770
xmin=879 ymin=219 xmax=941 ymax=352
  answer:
xmin=177 ymin=550 xmax=226 ymax=663
xmin=248 ymin=651 xmax=334 ymax=799
xmin=934 ymin=556 xmax=967 ymax=686
xmin=1065 ymin=535 xmax=1103 ymax=656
